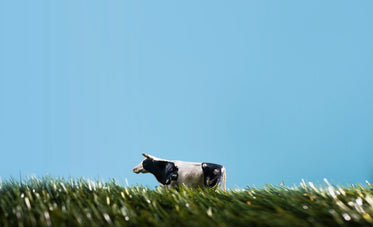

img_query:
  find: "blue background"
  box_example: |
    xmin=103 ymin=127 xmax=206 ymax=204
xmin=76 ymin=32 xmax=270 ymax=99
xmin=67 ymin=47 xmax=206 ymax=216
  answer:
xmin=1 ymin=1 xmax=373 ymax=188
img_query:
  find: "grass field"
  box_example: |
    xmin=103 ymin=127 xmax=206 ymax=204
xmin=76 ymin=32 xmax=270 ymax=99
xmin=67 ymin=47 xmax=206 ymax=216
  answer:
xmin=0 ymin=177 xmax=373 ymax=226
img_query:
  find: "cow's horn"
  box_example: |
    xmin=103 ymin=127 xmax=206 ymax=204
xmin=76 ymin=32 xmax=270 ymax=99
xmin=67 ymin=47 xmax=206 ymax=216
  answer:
xmin=142 ymin=153 xmax=153 ymax=159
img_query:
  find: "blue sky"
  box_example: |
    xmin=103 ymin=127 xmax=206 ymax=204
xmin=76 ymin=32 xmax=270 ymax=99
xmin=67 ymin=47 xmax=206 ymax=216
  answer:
xmin=1 ymin=1 xmax=373 ymax=188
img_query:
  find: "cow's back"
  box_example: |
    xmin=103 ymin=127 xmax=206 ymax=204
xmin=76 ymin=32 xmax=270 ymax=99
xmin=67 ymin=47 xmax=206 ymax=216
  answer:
xmin=172 ymin=161 xmax=204 ymax=188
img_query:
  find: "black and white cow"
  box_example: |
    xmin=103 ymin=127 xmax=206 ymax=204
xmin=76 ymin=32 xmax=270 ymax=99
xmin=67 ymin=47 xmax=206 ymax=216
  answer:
xmin=133 ymin=153 xmax=226 ymax=191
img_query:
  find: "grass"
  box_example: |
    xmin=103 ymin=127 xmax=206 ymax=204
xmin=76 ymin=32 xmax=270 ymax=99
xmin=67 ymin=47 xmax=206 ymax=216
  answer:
xmin=0 ymin=177 xmax=373 ymax=226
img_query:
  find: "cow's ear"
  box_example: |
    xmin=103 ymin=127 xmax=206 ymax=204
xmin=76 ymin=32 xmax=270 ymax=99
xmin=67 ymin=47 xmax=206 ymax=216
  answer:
xmin=142 ymin=153 xmax=154 ymax=160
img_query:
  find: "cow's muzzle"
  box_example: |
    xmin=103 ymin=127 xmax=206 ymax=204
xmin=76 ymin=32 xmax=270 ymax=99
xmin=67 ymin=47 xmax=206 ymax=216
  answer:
xmin=133 ymin=163 xmax=148 ymax=174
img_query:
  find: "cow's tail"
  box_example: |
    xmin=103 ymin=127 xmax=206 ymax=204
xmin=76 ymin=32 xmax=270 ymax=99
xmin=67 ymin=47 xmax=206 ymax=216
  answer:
xmin=222 ymin=167 xmax=226 ymax=191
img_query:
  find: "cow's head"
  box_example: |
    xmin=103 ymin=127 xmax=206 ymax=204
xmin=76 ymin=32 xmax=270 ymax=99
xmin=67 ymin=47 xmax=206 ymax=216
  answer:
xmin=133 ymin=153 xmax=154 ymax=173
xmin=133 ymin=153 xmax=178 ymax=185
xmin=133 ymin=153 xmax=161 ymax=173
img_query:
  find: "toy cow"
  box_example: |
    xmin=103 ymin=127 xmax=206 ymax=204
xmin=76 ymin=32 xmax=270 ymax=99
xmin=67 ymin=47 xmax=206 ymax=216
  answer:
xmin=133 ymin=153 xmax=226 ymax=191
